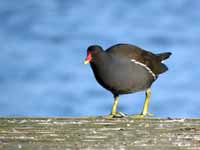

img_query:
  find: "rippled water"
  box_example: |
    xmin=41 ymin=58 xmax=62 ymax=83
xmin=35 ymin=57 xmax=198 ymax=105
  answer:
xmin=0 ymin=0 xmax=200 ymax=117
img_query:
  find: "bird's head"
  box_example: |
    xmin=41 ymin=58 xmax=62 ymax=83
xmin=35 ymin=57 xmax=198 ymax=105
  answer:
xmin=84 ymin=45 xmax=103 ymax=64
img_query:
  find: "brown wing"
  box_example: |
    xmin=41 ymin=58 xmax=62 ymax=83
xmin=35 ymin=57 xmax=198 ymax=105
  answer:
xmin=106 ymin=43 xmax=168 ymax=75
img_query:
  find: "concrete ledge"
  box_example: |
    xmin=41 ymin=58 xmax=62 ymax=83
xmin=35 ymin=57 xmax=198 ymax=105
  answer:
xmin=0 ymin=117 xmax=200 ymax=149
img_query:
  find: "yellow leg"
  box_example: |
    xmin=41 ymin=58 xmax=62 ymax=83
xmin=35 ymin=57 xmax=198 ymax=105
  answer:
xmin=111 ymin=95 xmax=119 ymax=115
xmin=141 ymin=88 xmax=151 ymax=115
xmin=130 ymin=88 xmax=153 ymax=118
xmin=105 ymin=95 xmax=126 ymax=118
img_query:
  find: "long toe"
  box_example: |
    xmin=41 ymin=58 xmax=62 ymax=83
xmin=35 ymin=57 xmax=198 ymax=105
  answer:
xmin=129 ymin=114 xmax=146 ymax=118
xmin=129 ymin=112 xmax=154 ymax=118
xmin=105 ymin=112 xmax=127 ymax=119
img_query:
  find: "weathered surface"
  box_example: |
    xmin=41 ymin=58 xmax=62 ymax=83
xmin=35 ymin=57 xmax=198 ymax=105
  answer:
xmin=0 ymin=117 xmax=200 ymax=150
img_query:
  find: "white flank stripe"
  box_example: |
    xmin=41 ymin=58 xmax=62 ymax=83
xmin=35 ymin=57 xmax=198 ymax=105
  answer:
xmin=131 ymin=59 xmax=156 ymax=80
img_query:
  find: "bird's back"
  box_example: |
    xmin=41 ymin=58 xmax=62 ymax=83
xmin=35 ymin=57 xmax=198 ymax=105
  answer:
xmin=106 ymin=43 xmax=171 ymax=75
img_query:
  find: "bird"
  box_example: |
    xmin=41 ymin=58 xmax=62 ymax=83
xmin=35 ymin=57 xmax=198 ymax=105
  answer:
xmin=84 ymin=43 xmax=171 ymax=118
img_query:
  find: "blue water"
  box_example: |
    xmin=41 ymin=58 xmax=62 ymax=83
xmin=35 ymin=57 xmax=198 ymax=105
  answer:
xmin=0 ymin=0 xmax=200 ymax=117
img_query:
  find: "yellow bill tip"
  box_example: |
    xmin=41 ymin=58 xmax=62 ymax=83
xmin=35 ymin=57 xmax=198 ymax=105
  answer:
xmin=84 ymin=60 xmax=90 ymax=64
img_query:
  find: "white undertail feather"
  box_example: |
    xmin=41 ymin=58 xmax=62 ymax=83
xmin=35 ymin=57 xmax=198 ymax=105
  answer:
xmin=131 ymin=59 xmax=156 ymax=80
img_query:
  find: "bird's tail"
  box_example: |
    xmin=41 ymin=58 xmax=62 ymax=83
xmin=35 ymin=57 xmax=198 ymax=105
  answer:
xmin=155 ymin=52 xmax=172 ymax=74
xmin=157 ymin=52 xmax=172 ymax=62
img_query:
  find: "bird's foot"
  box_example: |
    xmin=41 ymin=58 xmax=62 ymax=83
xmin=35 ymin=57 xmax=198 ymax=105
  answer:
xmin=106 ymin=112 xmax=127 ymax=119
xmin=129 ymin=112 xmax=154 ymax=118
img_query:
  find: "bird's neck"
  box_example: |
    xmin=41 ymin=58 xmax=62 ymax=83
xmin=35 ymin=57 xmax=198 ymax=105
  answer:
xmin=92 ymin=51 xmax=110 ymax=66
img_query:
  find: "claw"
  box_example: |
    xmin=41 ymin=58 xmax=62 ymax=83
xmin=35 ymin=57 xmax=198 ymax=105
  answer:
xmin=146 ymin=112 xmax=154 ymax=117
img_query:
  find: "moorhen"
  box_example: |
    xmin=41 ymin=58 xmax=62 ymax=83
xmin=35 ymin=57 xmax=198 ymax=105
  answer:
xmin=84 ymin=43 xmax=171 ymax=118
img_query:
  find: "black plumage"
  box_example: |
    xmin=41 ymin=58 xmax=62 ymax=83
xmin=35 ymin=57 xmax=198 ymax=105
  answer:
xmin=84 ymin=43 xmax=171 ymax=118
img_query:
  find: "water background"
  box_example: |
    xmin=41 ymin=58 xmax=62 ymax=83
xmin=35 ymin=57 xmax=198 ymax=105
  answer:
xmin=0 ymin=0 xmax=200 ymax=117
